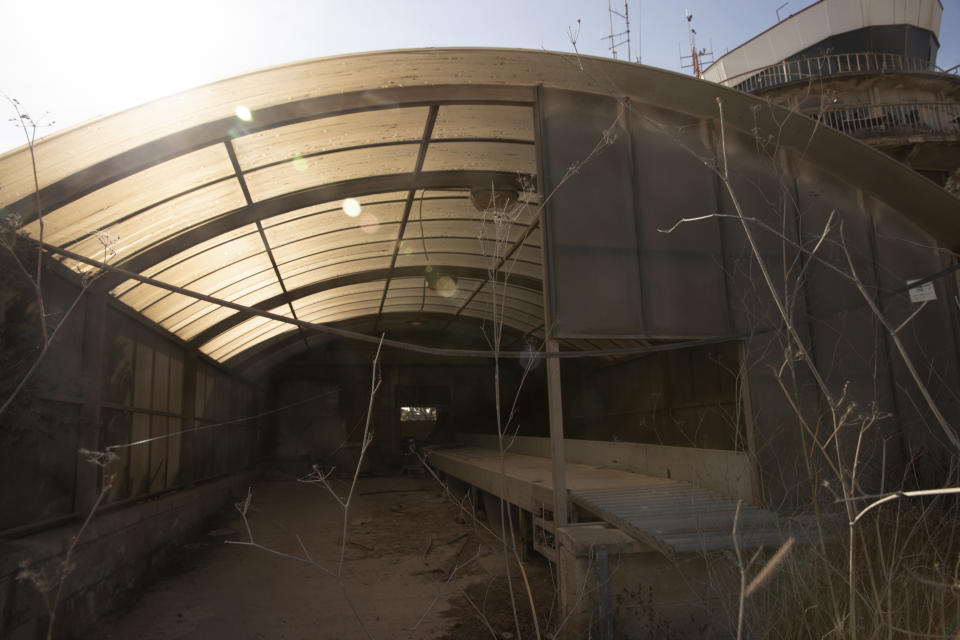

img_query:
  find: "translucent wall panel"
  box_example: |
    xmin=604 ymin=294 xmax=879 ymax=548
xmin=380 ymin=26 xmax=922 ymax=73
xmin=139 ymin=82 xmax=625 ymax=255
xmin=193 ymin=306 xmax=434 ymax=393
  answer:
xmin=421 ymin=141 xmax=535 ymax=174
xmin=232 ymin=107 xmax=430 ymax=171
xmin=432 ymin=105 xmax=534 ymax=141
xmin=244 ymin=144 xmax=420 ymax=202
xmin=22 ymin=145 xmax=235 ymax=247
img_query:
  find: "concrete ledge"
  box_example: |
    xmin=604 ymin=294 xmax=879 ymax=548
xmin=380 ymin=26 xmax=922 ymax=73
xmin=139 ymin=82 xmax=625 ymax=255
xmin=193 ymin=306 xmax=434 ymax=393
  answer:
xmin=0 ymin=472 xmax=257 ymax=639
xmin=458 ymin=434 xmax=754 ymax=501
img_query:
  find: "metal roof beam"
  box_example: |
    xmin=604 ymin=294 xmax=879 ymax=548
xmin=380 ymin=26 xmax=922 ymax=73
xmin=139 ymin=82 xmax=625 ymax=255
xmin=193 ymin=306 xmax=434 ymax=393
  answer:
xmin=223 ymin=139 xmax=310 ymax=348
xmin=186 ymin=265 xmax=543 ymax=348
xmin=96 ymin=169 xmax=532 ymax=292
xmin=373 ymin=105 xmax=440 ymax=332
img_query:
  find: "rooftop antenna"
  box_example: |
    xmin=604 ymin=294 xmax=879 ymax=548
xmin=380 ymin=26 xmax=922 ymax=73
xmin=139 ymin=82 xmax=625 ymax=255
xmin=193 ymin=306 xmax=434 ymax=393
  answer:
xmin=604 ymin=0 xmax=637 ymax=62
xmin=679 ymin=9 xmax=713 ymax=78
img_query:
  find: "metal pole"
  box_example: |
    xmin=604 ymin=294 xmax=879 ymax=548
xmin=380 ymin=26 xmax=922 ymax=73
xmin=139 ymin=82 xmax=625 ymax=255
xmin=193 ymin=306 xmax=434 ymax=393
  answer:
xmin=546 ymin=338 xmax=568 ymax=526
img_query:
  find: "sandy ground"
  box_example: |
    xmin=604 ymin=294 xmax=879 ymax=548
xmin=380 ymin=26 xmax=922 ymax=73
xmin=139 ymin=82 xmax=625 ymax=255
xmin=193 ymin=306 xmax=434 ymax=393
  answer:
xmin=92 ymin=475 xmax=558 ymax=640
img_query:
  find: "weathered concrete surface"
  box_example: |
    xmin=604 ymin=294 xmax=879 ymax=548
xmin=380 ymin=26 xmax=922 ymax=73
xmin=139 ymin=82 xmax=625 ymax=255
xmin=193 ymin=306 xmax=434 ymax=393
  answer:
xmin=458 ymin=434 xmax=755 ymax=502
xmin=0 ymin=472 xmax=256 ymax=639
xmin=89 ymin=477 xmax=544 ymax=640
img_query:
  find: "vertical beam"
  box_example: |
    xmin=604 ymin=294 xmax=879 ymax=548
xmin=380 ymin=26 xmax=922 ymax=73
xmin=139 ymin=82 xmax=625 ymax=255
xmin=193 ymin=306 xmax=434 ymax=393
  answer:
xmin=181 ymin=348 xmax=198 ymax=485
xmin=77 ymin=287 xmax=106 ymax=512
xmin=737 ymin=341 xmax=762 ymax=504
xmin=595 ymin=548 xmax=614 ymax=640
xmin=546 ymin=339 xmax=568 ymax=526
xmin=534 ymin=84 xmax=569 ymax=527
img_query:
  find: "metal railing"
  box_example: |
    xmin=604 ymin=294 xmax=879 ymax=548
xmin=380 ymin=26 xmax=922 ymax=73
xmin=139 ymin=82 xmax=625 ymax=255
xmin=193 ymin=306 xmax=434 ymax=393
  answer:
xmin=727 ymin=52 xmax=951 ymax=93
xmin=806 ymin=101 xmax=960 ymax=140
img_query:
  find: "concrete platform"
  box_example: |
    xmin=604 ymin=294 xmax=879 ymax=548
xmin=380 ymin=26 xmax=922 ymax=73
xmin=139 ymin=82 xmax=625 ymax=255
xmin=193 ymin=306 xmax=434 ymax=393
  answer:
xmin=428 ymin=445 xmax=786 ymax=558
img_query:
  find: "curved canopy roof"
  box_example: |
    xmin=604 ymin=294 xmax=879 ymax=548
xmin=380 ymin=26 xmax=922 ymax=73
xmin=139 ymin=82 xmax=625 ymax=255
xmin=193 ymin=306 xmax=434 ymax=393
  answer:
xmin=2 ymin=48 xmax=957 ymax=368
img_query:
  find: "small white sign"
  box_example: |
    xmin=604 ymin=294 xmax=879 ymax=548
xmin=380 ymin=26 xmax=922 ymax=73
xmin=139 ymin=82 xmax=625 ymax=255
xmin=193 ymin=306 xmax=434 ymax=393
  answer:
xmin=907 ymin=279 xmax=937 ymax=303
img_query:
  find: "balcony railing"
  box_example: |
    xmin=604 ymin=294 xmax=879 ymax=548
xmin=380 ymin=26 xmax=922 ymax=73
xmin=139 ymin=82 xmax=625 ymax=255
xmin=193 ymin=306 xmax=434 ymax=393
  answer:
xmin=727 ymin=52 xmax=952 ymax=93
xmin=806 ymin=101 xmax=960 ymax=140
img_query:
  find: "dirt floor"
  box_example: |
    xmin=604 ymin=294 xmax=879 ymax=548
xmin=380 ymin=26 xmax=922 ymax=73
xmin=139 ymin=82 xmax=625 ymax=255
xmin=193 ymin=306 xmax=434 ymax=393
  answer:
xmin=92 ymin=475 xmax=560 ymax=640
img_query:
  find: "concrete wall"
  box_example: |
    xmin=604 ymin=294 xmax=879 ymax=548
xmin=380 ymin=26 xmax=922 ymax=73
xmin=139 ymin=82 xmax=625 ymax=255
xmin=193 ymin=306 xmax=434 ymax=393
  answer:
xmin=268 ymin=340 xmax=549 ymax=470
xmin=0 ymin=473 xmax=254 ymax=640
xmin=0 ymin=258 xmax=267 ymax=535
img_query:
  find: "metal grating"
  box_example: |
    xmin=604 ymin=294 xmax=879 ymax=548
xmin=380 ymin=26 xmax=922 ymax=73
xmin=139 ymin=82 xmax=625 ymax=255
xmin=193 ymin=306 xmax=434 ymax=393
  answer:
xmin=571 ymin=484 xmax=785 ymax=557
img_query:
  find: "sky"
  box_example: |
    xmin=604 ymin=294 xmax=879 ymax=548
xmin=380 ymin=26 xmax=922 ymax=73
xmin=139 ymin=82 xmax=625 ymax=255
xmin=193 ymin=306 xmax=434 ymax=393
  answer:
xmin=0 ymin=0 xmax=958 ymax=153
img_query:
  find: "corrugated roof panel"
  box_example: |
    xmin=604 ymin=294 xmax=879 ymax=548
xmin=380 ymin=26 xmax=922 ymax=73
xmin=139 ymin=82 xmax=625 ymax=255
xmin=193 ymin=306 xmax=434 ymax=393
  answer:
xmin=200 ymin=308 xmax=293 ymax=361
xmin=146 ymin=272 xmax=283 ymax=338
xmin=298 ymin=304 xmax=384 ymax=324
xmin=21 ymin=145 xmax=236 ymax=247
xmin=432 ymin=105 xmax=534 ymax=141
xmin=119 ymin=253 xmax=274 ymax=311
xmin=405 ymin=195 xmax=539 ymax=230
xmin=275 ymin=246 xmax=396 ymax=283
xmin=388 ymin=276 xmax=472 ymax=304
xmin=111 ymin=225 xmax=261 ymax=297
xmin=232 ymin=107 xmax=430 ymax=171
xmin=395 ymin=239 xmax=541 ymax=266
xmin=267 ymin=216 xmax=404 ymax=264
xmin=280 ymin=257 xmax=394 ymax=291
xmin=421 ymin=141 xmax=535 ymax=174
xmin=260 ymin=192 xmax=411 ymax=229
xmin=295 ymin=294 xmax=387 ymax=319
xmin=402 ymin=219 xmax=535 ymax=246
xmin=166 ymin=304 xmax=238 ymax=342
xmin=289 ymin=280 xmax=388 ymax=314
xmin=62 ymin=179 xmax=248 ymax=274
xmin=243 ymin=144 xmax=420 ymax=202
xmin=161 ymin=280 xmax=287 ymax=341
xmin=393 ymin=251 xmax=541 ymax=279
xmin=217 ymin=322 xmax=298 ymax=362
xmin=459 ymin=307 xmax=539 ymax=331
xmin=271 ymin=233 xmax=399 ymax=270
xmin=464 ymin=290 xmax=544 ymax=318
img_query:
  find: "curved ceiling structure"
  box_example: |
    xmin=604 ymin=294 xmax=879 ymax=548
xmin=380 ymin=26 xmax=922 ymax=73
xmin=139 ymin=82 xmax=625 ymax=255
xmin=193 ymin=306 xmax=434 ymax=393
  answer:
xmin=2 ymin=48 xmax=957 ymax=368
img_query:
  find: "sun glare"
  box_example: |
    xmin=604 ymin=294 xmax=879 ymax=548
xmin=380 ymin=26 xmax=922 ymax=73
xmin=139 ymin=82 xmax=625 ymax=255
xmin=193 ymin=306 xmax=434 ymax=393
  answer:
xmin=342 ymin=198 xmax=362 ymax=217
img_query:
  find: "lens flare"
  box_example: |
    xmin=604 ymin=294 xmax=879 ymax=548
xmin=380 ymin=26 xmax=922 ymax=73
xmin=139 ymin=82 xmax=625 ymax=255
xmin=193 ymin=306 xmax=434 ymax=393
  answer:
xmin=291 ymin=156 xmax=308 ymax=172
xmin=519 ymin=344 xmax=541 ymax=369
xmin=235 ymin=105 xmax=252 ymax=121
xmin=359 ymin=212 xmax=380 ymax=233
xmin=342 ymin=198 xmax=362 ymax=217
xmin=434 ymin=275 xmax=457 ymax=298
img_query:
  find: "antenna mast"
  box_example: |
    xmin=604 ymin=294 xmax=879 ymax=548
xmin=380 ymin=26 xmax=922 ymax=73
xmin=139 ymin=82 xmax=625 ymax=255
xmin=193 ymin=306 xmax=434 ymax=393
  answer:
xmin=679 ymin=9 xmax=713 ymax=78
xmin=604 ymin=0 xmax=637 ymax=62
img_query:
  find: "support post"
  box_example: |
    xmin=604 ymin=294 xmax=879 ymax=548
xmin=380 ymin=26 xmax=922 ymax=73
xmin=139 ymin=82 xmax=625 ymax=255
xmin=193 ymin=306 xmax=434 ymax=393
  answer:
xmin=77 ymin=288 xmax=106 ymax=511
xmin=546 ymin=338 xmax=568 ymax=527
xmin=180 ymin=349 xmax=198 ymax=484
xmin=534 ymin=84 xmax=569 ymax=529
